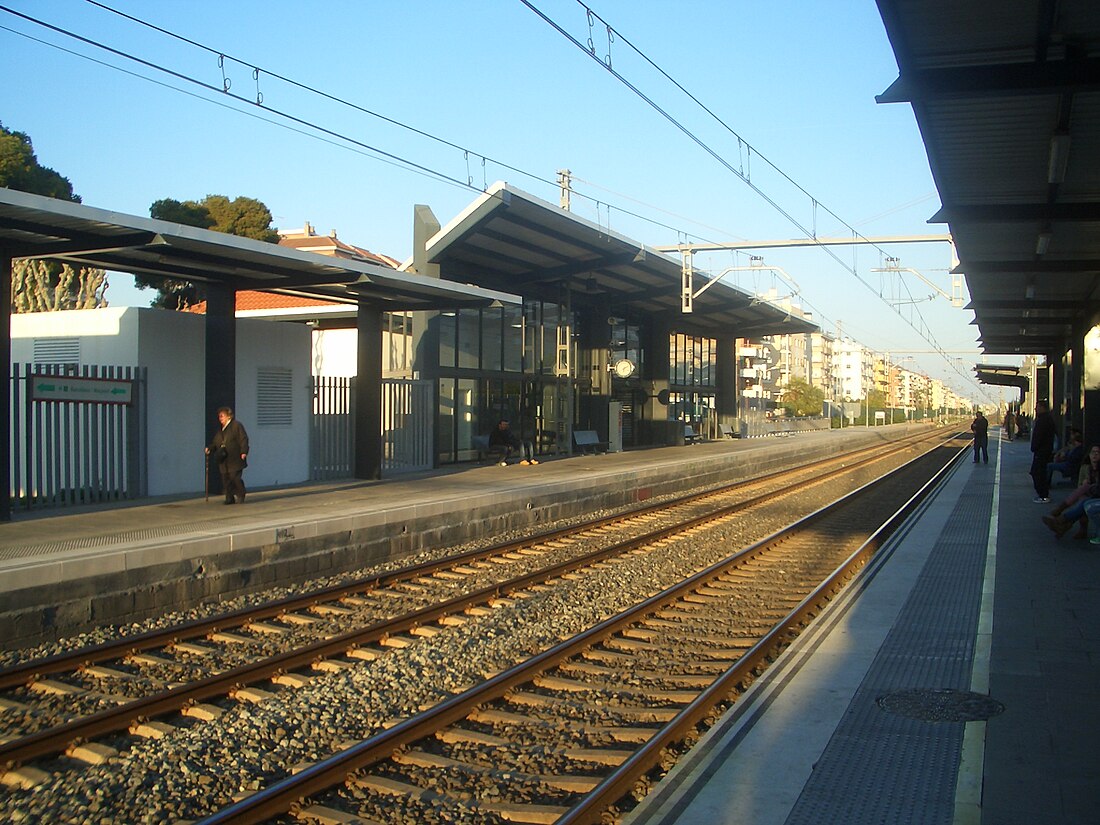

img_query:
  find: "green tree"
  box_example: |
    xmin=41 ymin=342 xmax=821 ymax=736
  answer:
xmin=780 ymin=378 xmax=825 ymax=417
xmin=0 ymin=122 xmax=78 ymax=202
xmin=138 ymin=194 xmax=279 ymax=308
xmin=1 ymin=122 xmax=107 ymax=312
xmin=202 ymin=195 xmax=279 ymax=243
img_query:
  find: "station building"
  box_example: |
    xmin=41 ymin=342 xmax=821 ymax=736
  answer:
xmin=1 ymin=183 xmax=814 ymax=518
xmin=175 ymin=182 xmax=819 ymax=465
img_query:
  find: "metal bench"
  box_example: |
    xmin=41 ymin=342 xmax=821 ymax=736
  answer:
xmin=573 ymin=430 xmax=608 ymax=454
xmin=472 ymin=434 xmax=490 ymax=462
xmin=718 ymin=423 xmax=738 ymax=439
xmin=684 ymin=424 xmax=702 ymax=444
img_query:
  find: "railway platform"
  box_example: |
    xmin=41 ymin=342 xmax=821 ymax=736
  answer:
xmin=3 ymin=424 xmax=1093 ymax=824
xmin=624 ymin=430 xmax=1099 ymax=825
xmin=0 ymin=425 xmax=901 ymax=648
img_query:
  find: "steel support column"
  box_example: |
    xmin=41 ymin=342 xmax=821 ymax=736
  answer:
xmin=716 ymin=333 xmax=738 ymax=428
xmin=204 ymin=282 xmax=236 ymax=495
xmin=1 ymin=253 xmax=10 ymax=522
xmin=354 ymin=302 xmax=383 ymax=480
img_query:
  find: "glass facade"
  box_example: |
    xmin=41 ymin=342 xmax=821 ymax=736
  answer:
xmin=670 ymin=332 xmax=718 ymax=429
xmin=671 ymin=332 xmax=716 ymax=388
xmin=436 ymin=298 xmax=572 ymax=464
xmin=434 ymin=299 xmax=724 ymax=461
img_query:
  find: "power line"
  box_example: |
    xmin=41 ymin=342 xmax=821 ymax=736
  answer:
xmin=520 ymin=0 xmax=982 ymax=398
xmin=1 ymin=3 xmax=983 ymax=399
xmin=79 ymin=0 xmax=741 ymax=248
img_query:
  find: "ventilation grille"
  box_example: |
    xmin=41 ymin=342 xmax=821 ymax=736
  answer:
xmin=257 ymin=367 xmax=293 ymax=426
xmin=33 ymin=337 xmax=80 ymax=365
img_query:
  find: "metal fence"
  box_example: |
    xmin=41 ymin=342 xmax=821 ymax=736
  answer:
xmin=738 ymin=410 xmax=832 ymax=438
xmin=382 ymin=379 xmax=433 ymax=474
xmin=311 ymin=375 xmax=354 ymax=480
xmin=310 ymin=377 xmax=434 ymax=479
xmin=9 ymin=363 xmax=147 ymax=511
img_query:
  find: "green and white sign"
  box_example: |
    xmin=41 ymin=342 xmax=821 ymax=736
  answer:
xmin=32 ymin=376 xmax=133 ymax=405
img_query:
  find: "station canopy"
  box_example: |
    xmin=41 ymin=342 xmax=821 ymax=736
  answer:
xmin=0 ymin=187 xmax=514 ymax=312
xmin=425 ymin=182 xmax=817 ymax=339
xmin=975 ymin=363 xmax=1030 ymax=397
xmin=876 ymin=0 xmax=1100 ymax=356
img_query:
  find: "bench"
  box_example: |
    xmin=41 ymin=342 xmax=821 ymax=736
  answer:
xmin=472 ymin=434 xmax=492 ymax=462
xmin=684 ymin=424 xmax=702 ymax=444
xmin=573 ymin=430 xmax=608 ymax=454
xmin=718 ymin=423 xmax=738 ymax=439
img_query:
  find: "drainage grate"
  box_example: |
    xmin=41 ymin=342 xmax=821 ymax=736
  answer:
xmin=876 ymin=688 xmax=1005 ymax=723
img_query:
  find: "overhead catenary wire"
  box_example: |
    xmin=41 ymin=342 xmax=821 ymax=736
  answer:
xmin=1 ymin=3 xmax=979 ymax=399
xmin=78 ymin=0 xmax=739 ymax=250
xmin=5 ymin=2 xmax=801 ymax=287
xmin=521 ymin=0 xmax=982 ymax=398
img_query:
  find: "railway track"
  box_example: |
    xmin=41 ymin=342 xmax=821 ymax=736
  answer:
xmin=0 ymin=431 xmax=964 ymax=823
xmin=198 ymin=436 xmax=965 ymax=825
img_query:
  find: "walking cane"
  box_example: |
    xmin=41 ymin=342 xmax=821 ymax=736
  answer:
xmin=204 ymin=451 xmax=209 ymax=503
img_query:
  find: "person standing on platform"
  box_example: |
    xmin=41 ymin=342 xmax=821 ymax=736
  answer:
xmin=971 ymin=410 xmax=989 ymax=463
xmin=1030 ymin=400 xmax=1056 ymax=502
xmin=206 ymin=406 xmax=249 ymax=505
xmin=1003 ymin=409 xmax=1015 ymax=441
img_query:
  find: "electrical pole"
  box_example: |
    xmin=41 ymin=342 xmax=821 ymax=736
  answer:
xmin=558 ymin=169 xmax=572 ymax=211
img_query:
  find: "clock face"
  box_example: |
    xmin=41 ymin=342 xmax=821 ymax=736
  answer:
xmin=614 ymin=359 xmax=635 ymax=378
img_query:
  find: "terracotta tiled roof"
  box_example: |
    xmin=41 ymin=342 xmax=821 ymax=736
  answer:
xmin=185 ymin=223 xmax=399 ymax=314
xmin=186 ymin=291 xmax=342 ymax=314
xmin=278 ymin=224 xmax=400 ymax=269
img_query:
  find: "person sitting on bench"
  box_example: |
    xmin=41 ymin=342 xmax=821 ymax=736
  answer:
xmin=488 ymin=419 xmax=538 ymax=466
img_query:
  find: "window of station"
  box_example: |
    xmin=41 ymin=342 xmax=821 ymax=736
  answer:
xmin=438 ymin=377 xmax=481 ymax=464
xmin=522 ymin=302 xmax=540 ymax=372
xmin=384 ymin=311 xmax=413 ymax=374
xmin=609 ymin=316 xmax=643 ymax=376
xmin=542 ymin=302 xmax=564 ymax=375
xmin=481 ymin=305 xmax=503 ymax=371
xmin=439 ymin=311 xmax=456 ymax=369
xmin=504 ymin=303 xmax=523 ymax=372
xmin=457 ymin=308 xmax=479 ymax=369
xmin=440 ymin=301 xmax=565 ymax=375
xmin=670 ymin=333 xmax=716 ymax=388
xmin=435 ymin=299 xmax=572 ymax=464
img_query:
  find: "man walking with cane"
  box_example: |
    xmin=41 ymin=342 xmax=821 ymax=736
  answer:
xmin=205 ymin=406 xmax=249 ymax=505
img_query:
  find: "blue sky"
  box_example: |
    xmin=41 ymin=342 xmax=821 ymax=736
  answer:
xmin=0 ymin=1 xmax=998 ymax=402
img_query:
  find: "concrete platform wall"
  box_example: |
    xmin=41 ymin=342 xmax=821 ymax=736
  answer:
xmin=0 ymin=425 xmax=934 ymax=648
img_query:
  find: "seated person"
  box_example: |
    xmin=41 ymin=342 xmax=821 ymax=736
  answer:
xmin=1047 ymin=429 xmax=1084 ymax=486
xmin=1044 ymin=443 xmax=1100 ymax=539
xmin=487 ymin=419 xmax=538 ymax=466
xmin=1085 ymin=498 xmax=1100 ymax=545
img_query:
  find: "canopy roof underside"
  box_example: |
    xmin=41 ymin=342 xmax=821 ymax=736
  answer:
xmin=877 ymin=0 xmax=1100 ymax=356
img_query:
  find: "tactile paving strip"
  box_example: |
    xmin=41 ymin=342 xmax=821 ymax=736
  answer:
xmin=784 ymin=473 xmax=993 ymax=825
xmin=0 ymin=524 xmax=204 ymax=561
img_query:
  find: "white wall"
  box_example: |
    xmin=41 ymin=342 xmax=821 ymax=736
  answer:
xmin=135 ymin=309 xmax=206 ymax=495
xmin=234 ymin=319 xmax=311 ymax=488
xmin=11 ymin=307 xmax=311 ymax=496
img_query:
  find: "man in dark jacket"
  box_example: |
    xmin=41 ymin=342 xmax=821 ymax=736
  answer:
xmin=971 ymin=410 xmax=989 ymax=463
xmin=1029 ymin=400 xmax=1056 ymax=502
xmin=206 ymin=406 xmax=249 ymax=504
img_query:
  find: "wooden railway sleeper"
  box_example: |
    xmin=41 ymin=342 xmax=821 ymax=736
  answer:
xmin=467 ymin=707 xmax=655 ymax=745
xmin=393 ymin=748 xmax=602 ymax=794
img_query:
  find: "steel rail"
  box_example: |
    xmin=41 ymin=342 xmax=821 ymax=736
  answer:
xmin=193 ymin=439 xmax=967 ymax=825
xmin=0 ymin=432 xmax=954 ymax=770
xmin=0 ymin=430 xmax=945 ymax=692
xmin=556 ymin=440 xmax=968 ymax=824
